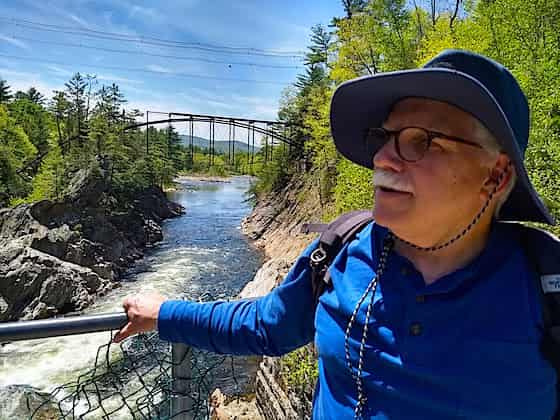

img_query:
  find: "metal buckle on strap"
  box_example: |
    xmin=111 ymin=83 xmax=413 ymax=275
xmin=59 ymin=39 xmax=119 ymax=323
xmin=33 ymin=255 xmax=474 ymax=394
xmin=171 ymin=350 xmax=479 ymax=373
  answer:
xmin=310 ymin=247 xmax=327 ymax=266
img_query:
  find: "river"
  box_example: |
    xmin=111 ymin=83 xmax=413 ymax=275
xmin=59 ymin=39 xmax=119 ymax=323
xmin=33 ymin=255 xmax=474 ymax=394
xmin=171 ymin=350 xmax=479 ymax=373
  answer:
xmin=0 ymin=176 xmax=263 ymax=419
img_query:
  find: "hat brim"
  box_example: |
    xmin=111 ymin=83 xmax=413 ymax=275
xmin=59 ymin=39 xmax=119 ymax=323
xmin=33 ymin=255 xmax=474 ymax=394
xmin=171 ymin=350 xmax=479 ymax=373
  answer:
xmin=330 ymin=68 xmax=555 ymax=225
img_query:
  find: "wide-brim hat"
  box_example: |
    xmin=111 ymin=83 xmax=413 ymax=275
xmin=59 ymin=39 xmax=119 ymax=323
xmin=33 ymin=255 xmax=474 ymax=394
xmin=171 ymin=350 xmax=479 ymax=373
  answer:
xmin=330 ymin=49 xmax=554 ymax=225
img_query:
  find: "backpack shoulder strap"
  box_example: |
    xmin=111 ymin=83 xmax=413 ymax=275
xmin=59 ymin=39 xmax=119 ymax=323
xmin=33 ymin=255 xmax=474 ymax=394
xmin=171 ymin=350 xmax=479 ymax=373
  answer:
xmin=302 ymin=210 xmax=374 ymax=303
xmin=513 ymin=223 xmax=560 ymax=335
xmin=512 ymin=222 xmax=560 ymax=420
xmin=510 ymin=222 xmax=560 ymax=378
xmin=514 ymin=223 xmax=560 ymax=276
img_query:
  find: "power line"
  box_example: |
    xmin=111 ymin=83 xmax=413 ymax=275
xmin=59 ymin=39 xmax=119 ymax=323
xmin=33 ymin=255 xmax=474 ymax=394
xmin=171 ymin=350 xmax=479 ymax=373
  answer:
xmin=0 ymin=16 xmax=306 ymax=59
xmin=0 ymin=53 xmax=292 ymax=86
xmin=1 ymin=35 xmax=303 ymax=70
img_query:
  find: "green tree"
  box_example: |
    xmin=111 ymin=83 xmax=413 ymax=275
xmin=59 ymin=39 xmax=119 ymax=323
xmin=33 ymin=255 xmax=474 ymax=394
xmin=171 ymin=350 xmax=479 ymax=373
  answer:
xmin=341 ymin=0 xmax=368 ymax=18
xmin=0 ymin=105 xmax=37 ymax=199
xmin=25 ymin=140 xmax=64 ymax=202
xmin=50 ymin=90 xmax=71 ymax=154
xmin=331 ymin=0 xmax=421 ymax=82
xmin=9 ymin=98 xmax=51 ymax=159
xmin=64 ymin=73 xmax=88 ymax=146
xmin=0 ymin=79 xmax=12 ymax=104
xmin=14 ymin=87 xmax=45 ymax=105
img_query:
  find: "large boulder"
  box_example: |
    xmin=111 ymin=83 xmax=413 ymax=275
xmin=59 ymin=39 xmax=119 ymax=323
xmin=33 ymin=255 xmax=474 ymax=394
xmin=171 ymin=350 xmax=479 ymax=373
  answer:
xmin=0 ymin=244 xmax=111 ymax=321
xmin=63 ymin=167 xmax=108 ymax=208
xmin=0 ymin=385 xmax=59 ymax=420
xmin=134 ymin=186 xmax=184 ymax=222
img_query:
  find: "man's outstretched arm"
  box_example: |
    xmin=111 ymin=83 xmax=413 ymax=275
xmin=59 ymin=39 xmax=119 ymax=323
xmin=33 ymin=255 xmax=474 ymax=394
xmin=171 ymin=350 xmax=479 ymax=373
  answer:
xmin=114 ymin=242 xmax=317 ymax=357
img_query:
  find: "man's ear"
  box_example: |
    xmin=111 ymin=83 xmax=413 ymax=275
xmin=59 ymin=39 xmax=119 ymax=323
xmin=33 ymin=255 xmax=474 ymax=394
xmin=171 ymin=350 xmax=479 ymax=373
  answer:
xmin=481 ymin=153 xmax=513 ymax=198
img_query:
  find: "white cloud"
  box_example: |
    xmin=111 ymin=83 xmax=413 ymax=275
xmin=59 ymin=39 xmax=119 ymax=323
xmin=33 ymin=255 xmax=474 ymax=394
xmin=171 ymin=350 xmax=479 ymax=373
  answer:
xmin=0 ymin=68 xmax=41 ymax=80
xmin=67 ymin=13 xmax=93 ymax=30
xmin=129 ymin=5 xmax=163 ymax=21
xmin=45 ymin=65 xmax=74 ymax=78
xmin=146 ymin=64 xmax=173 ymax=73
xmin=0 ymin=34 xmax=31 ymax=51
xmin=46 ymin=65 xmax=142 ymax=86
xmin=0 ymin=67 xmax=60 ymax=98
xmin=96 ymin=73 xmax=143 ymax=85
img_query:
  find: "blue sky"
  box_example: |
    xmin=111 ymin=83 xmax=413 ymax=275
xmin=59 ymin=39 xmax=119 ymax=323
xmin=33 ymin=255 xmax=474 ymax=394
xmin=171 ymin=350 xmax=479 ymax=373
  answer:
xmin=0 ymin=0 xmax=343 ymax=130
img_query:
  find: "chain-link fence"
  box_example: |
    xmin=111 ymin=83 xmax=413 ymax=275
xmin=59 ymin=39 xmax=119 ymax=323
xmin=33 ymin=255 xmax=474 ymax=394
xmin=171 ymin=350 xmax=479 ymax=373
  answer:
xmin=0 ymin=315 xmax=258 ymax=420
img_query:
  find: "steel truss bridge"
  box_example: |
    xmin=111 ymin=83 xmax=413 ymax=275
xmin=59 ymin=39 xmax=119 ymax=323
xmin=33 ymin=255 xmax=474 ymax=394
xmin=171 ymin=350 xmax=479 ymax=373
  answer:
xmin=125 ymin=111 xmax=299 ymax=171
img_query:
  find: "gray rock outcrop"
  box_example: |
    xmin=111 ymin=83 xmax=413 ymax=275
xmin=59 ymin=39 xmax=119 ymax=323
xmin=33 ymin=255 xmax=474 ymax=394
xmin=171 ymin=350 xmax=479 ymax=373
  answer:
xmin=0 ymin=168 xmax=183 ymax=321
xmin=0 ymin=385 xmax=58 ymax=420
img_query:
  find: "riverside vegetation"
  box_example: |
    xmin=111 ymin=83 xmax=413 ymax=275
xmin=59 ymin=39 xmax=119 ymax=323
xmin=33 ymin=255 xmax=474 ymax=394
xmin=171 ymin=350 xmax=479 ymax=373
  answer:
xmin=246 ymin=0 xmax=560 ymax=415
xmin=0 ymin=65 xmax=271 ymax=320
xmin=0 ymin=74 xmax=268 ymax=207
xmin=1 ymin=0 xmax=560 ymax=417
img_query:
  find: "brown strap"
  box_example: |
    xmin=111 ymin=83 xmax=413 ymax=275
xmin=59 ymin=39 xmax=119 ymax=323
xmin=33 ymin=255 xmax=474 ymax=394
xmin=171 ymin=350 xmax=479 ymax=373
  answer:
xmin=306 ymin=210 xmax=374 ymax=303
xmin=301 ymin=223 xmax=328 ymax=234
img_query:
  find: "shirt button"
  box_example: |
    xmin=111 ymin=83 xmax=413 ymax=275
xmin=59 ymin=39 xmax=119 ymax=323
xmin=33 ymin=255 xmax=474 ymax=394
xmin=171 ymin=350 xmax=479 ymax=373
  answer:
xmin=415 ymin=295 xmax=425 ymax=303
xmin=409 ymin=322 xmax=423 ymax=336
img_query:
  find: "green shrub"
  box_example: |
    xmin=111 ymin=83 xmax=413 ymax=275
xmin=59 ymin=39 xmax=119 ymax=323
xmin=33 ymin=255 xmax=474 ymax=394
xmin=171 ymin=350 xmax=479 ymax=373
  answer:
xmin=332 ymin=159 xmax=374 ymax=217
xmin=279 ymin=345 xmax=318 ymax=401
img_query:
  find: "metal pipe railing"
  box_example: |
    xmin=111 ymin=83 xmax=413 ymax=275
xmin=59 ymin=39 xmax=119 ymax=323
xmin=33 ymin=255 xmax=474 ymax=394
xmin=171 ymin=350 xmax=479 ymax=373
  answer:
xmin=0 ymin=312 xmax=194 ymax=419
xmin=0 ymin=312 xmax=128 ymax=342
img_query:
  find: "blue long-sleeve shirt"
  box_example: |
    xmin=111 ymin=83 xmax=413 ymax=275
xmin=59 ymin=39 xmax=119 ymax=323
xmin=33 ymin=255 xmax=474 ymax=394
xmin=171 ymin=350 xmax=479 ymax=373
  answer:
xmin=158 ymin=221 xmax=557 ymax=419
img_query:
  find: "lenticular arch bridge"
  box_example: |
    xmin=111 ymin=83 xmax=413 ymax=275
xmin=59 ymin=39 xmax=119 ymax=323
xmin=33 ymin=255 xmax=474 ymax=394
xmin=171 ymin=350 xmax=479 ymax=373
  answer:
xmin=124 ymin=111 xmax=299 ymax=172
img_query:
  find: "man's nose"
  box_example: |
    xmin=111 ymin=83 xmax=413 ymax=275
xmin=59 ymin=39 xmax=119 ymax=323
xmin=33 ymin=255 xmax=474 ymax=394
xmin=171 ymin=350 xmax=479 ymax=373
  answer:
xmin=373 ymin=138 xmax=404 ymax=171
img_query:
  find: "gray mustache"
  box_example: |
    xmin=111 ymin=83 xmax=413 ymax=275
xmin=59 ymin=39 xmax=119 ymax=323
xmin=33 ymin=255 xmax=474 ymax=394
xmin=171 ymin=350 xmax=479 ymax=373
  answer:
xmin=373 ymin=170 xmax=413 ymax=193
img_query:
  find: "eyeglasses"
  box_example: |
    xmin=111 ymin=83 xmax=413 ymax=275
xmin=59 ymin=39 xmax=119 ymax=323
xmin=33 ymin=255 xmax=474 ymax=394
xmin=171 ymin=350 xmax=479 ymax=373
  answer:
xmin=366 ymin=126 xmax=484 ymax=162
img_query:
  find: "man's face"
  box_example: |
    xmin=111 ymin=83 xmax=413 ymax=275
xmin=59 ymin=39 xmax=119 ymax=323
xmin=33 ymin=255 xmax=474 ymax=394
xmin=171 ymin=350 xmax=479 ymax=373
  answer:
xmin=372 ymin=98 xmax=497 ymax=242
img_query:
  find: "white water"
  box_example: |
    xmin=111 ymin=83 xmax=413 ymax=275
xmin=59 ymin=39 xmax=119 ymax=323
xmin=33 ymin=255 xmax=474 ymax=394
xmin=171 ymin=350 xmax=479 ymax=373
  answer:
xmin=0 ymin=176 xmax=262 ymax=418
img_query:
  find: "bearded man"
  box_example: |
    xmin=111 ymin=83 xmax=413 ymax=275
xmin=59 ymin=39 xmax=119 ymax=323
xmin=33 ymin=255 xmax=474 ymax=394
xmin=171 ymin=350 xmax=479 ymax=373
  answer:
xmin=115 ymin=50 xmax=557 ymax=419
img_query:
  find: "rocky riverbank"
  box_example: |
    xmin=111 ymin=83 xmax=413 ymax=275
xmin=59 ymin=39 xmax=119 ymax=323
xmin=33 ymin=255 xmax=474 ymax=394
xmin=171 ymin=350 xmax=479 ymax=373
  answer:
xmin=0 ymin=169 xmax=183 ymax=322
xmin=210 ymin=174 xmax=322 ymax=419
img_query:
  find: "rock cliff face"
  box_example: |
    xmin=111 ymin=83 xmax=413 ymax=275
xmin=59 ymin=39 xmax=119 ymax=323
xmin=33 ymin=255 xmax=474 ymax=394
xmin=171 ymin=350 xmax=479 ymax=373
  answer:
xmin=241 ymin=174 xmax=321 ymax=263
xmin=0 ymin=169 xmax=183 ymax=321
xmin=209 ymin=174 xmax=323 ymax=420
xmin=229 ymin=175 xmax=322 ymax=419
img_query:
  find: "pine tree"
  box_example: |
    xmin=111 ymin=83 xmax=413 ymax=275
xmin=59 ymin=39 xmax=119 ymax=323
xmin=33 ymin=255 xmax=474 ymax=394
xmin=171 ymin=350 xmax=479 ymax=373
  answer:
xmin=14 ymin=88 xmax=44 ymax=104
xmin=305 ymin=24 xmax=332 ymax=68
xmin=25 ymin=87 xmax=45 ymax=105
xmin=64 ymin=73 xmax=87 ymax=144
xmin=96 ymin=83 xmax=126 ymax=127
xmin=341 ymin=0 xmax=367 ymax=18
xmin=295 ymin=25 xmax=332 ymax=95
xmin=50 ymin=90 xmax=71 ymax=154
xmin=0 ymin=79 xmax=12 ymax=104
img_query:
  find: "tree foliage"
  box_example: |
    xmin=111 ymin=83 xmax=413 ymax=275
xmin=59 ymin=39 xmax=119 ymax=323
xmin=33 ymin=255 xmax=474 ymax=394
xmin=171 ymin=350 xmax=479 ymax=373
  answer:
xmin=265 ymin=0 xmax=560 ymax=235
xmin=0 ymin=72 xmax=252 ymax=206
xmin=0 ymin=105 xmax=37 ymax=200
xmin=0 ymin=79 xmax=12 ymax=105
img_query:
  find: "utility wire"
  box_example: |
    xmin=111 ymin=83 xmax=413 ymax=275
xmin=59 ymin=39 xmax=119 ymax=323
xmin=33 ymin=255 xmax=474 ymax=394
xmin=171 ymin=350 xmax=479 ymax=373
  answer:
xmin=0 ymin=16 xmax=306 ymax=59
xmin=0 ymin=35 xmax=303 ymax=70
xmin=0 ymin=53 xmax=291 ymax=85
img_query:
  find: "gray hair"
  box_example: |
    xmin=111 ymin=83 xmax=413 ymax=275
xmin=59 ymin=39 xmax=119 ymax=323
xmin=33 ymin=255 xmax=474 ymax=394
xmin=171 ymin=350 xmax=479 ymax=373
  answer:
xmin=473 ymin=120 xmax=517 ymax=219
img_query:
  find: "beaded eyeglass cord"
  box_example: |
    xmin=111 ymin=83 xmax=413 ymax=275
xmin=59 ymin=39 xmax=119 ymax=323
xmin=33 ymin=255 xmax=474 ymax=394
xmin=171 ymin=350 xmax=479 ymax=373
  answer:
xmin=344 ymin=162 xmax=512 ymax=419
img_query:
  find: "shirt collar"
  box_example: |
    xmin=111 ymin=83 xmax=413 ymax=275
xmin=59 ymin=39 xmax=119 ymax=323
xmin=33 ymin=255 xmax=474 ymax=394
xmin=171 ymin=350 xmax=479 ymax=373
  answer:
xmin=373 ymin=222 xmax=517 ymax=296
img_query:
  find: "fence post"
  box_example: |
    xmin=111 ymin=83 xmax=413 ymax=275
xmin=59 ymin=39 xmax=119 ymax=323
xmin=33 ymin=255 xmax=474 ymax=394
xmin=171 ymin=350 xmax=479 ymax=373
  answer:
xmin=171 ymin=343 xmax=193 ymax=419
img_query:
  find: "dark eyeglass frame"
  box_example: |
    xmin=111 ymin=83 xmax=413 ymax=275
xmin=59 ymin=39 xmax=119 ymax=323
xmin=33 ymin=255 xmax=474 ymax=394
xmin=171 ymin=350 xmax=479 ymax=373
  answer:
xmin=367 ymin=126 xmax=484 ymax=162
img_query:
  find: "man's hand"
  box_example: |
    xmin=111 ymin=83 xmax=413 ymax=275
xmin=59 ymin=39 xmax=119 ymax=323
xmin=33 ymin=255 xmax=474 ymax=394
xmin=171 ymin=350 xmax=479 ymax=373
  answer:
xmin=113 ymin=292 xmax=167 ymax=343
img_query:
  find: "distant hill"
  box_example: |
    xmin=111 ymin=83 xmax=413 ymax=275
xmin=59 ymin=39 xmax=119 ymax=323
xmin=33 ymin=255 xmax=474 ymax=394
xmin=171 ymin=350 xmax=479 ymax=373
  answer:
xmin=179 ymin=135 xmax=260 ymax=154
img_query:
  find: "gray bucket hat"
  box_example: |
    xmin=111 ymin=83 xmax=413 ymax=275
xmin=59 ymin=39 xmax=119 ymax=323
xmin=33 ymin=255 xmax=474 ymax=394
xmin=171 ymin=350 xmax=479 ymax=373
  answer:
xmin=330 ymin=49 xmax=554 ymax=225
